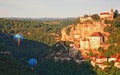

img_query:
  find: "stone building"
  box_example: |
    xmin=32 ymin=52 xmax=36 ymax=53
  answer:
xmin=100 ymin=9 xmax=114 ymax=20
xmin=79 ymin=32 xmax=104 ymax=50
xmin=80 ymin=16 xmax=93 ymax=22
xmin=80 ymin=39 xmax=89 ymax=50
xmin=89 ymin=32 xmax=104 ymax=49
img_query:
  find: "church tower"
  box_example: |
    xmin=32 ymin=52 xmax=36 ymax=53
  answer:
xmin=110 ymin=8 xmax=114 ymax=20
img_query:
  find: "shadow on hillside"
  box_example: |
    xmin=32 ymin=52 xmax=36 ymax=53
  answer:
xmin=43 ymin=41 xmax=97 ymax=75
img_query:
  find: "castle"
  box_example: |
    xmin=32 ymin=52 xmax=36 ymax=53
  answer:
xmin=80 ymin=9 xmax=114 ymax=22
xmin=100 ymin=8 xmax=114 ymax=20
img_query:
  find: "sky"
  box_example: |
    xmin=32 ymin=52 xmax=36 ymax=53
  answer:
xmin=0 ymin=0 xmax=120 ymax=18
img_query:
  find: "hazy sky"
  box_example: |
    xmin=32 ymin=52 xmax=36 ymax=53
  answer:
xmin=0 ymin=0 xmax=120 ymax=18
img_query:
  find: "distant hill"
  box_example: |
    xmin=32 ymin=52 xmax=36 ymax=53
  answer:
xmin=0 ymin=17 xmax=77 ymax=21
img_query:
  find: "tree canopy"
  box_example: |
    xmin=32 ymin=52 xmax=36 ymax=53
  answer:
xmin=91 ymin=14 xmax=100 ymax=21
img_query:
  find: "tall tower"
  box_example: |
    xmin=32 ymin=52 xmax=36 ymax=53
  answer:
xmin=110 ymin=8 xmax=114 ymax=20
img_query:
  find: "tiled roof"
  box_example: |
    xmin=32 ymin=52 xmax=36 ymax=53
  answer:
xmin=100 ymin=12 xmax=109 ymax=15
xmin=117 ymin=58 xmax=120 ymax=62
xmin=91 ymin=32 xmax=103 ymax=37
xmin=97 ymin=56 xmax=106 ymax=58
xmin=111 ymin=55 xmax=117 ymax=58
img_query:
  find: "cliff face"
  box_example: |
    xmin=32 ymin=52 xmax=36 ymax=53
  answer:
xmin=61 ymin=22 xmax=109 ymax=42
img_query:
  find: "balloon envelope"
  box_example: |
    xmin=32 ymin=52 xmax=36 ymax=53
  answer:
xmin=28 ymin=58 xmax=37 ymax=69
xmin=13 ymin=34 xmax=24 ymax=42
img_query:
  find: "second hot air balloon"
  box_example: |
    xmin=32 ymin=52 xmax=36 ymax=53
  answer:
xmin=28 ymin=58 xmax=37 ymax=70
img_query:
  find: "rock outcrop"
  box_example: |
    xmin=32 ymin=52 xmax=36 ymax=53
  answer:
xmin=61 ymin=22 xmax=110 ymax=43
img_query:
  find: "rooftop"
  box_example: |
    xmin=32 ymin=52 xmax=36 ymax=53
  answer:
xmin=100 ymin=12 xmax=109 ymax=15
xmin=91 ymin=32 xmax=103 ymax=37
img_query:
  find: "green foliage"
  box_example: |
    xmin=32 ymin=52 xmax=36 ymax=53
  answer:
xmin=66 ymin=27 xmax=71 ymax=35
xmin=64 ymin=41 xmax=73 ymax=47
xmin=84 ymin=14 xmax=89 ymax=18
xmin=91 ymin=14 xmax=100 ymax=21
xmin=76 ymin=17 xmax=80 ymax=24
xmin=103 ymin=26 xmax=113 ymax=33
xmin=0 ymin=18 xmax=76 ymax=59
xmin=88 ymin=52 xmax=94 ymax=56
xmin=99 ymin=19 xmax=120 ymax=74
xmin=94 ymin=65 xmax=120 ymax=75
xmin=104 ymin=19 xmax=113 ymax=24
xmin=114 ymin=10 xmax=119 ymax=19
xmin=104 ymin=16 xmax=120 ymax=44
xmin=0 ymin=18 xmax=76 ymax=46
xmin=112 ymin=15 xmax=120 ymax=27
xmin=108 ymin=28 xmax=120 ymax=43
xmin=37 ymin=60 xmax=96 ymax=75
xmin=116 ymin=45 xmax=120 ymax=53
xmin=98 ymin=47 xmax=104 ymax=52
xmin=0 ymin=54 xmax=35 ymax=75
xmin=104 ymin=45 xmax=116 ymax=58
xmin=109 ymin=61 xmax=114 ymax=67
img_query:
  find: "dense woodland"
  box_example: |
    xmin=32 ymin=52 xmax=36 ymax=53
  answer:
xmin=0 ymin=16 xmax=120 ymax=75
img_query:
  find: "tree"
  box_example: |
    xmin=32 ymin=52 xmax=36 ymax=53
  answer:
xmin=104 ymin=19 xmax=113 ymax=24
xmin=114 ymin=10 xmax=119 ymax=19
xmin=103 ymin=26 xmax=113 ymax=33
xmin=105 ymin=45 xmax=116 ymax=58
xmin=105 ymin=51 xmax=112 ymax=58
xmin=112 ymin=15 xmax=120 ymax=27
xmin=0 ymin=25 xmax=2 ymax=32
xmin=88 ymin=52 xmax=93 ymax=56
xmin=66 ymin=27 xmax=71 ymax=35
xmin=84 ymin=14 xmax=89 ymax=18
xmin=108 ymin=28 xmax=120 ymax=44
xmin=91 ymin=14 xmax=100 ymax=21
xmin=76 ymin=17 xmax=80 ymax=24
xmin=98 ymin=47 xmax=104 ymax=52
xmin=109 ymin=61 xmax=114 ymax=67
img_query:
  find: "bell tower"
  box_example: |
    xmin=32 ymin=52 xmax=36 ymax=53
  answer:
xmin=110 ymin=8 xmax=114 ymax=20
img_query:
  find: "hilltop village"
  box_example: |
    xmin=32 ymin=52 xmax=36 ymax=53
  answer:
xmin=61 ymin=9 xmax=114 ymax=50
xmin=59 ymin=9 xmax=120 ymax=70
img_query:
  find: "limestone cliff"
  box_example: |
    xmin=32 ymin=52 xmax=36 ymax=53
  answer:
xmin=61 ymin=22 xmax=110 ymax=42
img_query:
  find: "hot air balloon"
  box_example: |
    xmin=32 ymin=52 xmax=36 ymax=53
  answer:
xmin=28 ymin=58 xmax=37 ymax=70
xmin=13 ymin=34 xmax=24 ymax=46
